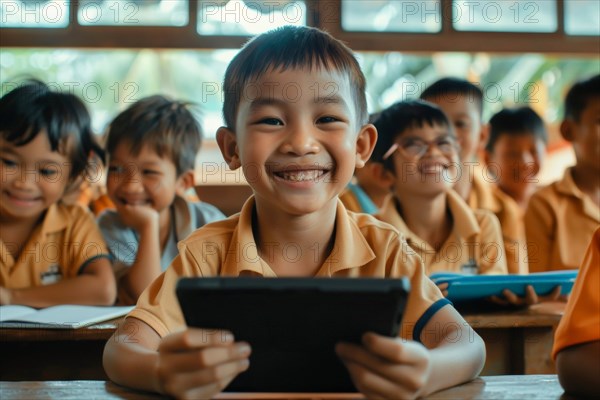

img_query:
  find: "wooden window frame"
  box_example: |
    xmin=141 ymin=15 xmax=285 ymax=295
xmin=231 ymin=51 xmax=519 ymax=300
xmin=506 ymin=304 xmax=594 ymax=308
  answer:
xmin=0 ymin=0 xmax=598 ymax=54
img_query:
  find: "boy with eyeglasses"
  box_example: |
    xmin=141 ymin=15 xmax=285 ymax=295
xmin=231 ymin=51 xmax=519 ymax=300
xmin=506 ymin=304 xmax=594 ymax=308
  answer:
xmin=374 ymin=100 xmax=507 ymax=276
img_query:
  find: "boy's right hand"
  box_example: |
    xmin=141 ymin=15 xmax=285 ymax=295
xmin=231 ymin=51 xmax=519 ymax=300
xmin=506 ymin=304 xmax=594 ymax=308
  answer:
xmin=115 ymin=202 xmax=159 ymax=233
xmin=155 ymin=328 xmax=251 ymax=399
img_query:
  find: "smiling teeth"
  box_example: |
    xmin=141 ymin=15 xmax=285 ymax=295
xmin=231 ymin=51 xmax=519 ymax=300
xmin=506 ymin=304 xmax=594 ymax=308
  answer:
xmin=280 ymin=170 xmax=324 ymax=182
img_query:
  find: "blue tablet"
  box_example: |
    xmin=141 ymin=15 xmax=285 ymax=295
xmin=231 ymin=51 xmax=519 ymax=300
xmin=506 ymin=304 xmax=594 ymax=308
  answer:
xmin=176 ymin=277 xmax=409 ymax=392
xmin=429 ymin=270 xmax=578 ymax=302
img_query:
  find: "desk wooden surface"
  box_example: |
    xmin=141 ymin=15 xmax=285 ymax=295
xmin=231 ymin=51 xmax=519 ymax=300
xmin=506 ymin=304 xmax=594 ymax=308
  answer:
xmin=0 ymin=318 xmax=121 ymax=342
xmin=0 ymin=318 xmax=124 ymax=381
xmin=0 ymin=375 xmax=572 ymax=400
xmin=1 ymin=308 xmax=562 ymax=380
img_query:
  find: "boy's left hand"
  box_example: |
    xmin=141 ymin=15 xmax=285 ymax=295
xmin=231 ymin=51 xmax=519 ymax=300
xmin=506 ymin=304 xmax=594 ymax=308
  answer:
xmin=336 ymin=332 xmax=432 ymax=400
xmin=489 ymin=285 xmax=566 ymax=307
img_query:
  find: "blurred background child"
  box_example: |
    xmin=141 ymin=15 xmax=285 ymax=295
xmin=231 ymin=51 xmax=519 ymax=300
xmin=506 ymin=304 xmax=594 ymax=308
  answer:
xmin=340 ymin=112 xmax=393 ymax=214
xmin=485 ymin=106 xmax=548 ymax=212
xmin=525 ymin=74 xmax=600 ymax=272
xmin=0 ymin=80 xmax=116 ymax=307
xmin=373 ymin=100 xmax=507 ymax=276
xmin=421 ymin=78 xmax=527 ymax=274
xmin=98 ymin=95 xmax=225 ymax=305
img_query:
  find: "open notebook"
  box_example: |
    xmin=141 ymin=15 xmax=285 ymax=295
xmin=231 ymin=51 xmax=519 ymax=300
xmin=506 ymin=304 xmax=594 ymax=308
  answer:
xmin=0 ymin=305 xmax=134 ymax=329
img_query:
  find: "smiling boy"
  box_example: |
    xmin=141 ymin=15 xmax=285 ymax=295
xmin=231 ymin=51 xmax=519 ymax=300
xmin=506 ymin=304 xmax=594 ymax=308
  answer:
xmin=103 ymin=26 xmax=485 ymax=399
xmin=374 ymin=100 xmax=507 ymax=276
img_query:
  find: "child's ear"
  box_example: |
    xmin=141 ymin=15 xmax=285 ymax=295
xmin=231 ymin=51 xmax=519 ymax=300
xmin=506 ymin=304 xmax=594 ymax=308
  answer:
xmin=216 ymin=127 xmax=241 ymax=170
xmin=560 ymin=120 xmax=576 ymax=142
xmin=175 ymin=170 xmax=195 ymax=196
xmin=483 ymin=149 xmax=493 ymax=166
xmin=478 ymin=122 xmax=490 ymax=151
xmin=355 ymin=124 xmax=378 ymax=169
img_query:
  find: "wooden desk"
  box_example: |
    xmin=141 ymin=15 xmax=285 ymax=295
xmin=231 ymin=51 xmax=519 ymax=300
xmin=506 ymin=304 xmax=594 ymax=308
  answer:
xmin=0 ymin=318 xmax=123 ymax=381
xmin=0 ymin=375 xmax=571 ymax=399
xmin=1 ymin=308 xmax=562 ymax=380
xmin=463 ymin=307 xmax=562 ymax=375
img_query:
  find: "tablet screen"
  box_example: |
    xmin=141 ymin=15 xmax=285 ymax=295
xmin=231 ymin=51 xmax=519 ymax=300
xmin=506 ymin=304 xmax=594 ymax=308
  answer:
xmin=176 ymin=277 xmax=409 ymax=392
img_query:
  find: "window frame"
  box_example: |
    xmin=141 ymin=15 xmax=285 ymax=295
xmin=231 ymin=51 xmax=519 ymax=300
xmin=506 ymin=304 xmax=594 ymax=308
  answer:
xmin=0 ymin=0 xmax=597 ymax=54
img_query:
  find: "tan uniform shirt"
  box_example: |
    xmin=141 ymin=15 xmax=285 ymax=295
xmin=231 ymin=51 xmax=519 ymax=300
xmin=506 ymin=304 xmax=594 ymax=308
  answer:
xmin=468 ymin=172 xmax=527 ymax=274
xmin=552 ymin=227 xmax=600 ymax=359
xmin=1 ymin=203 xmax=110 ymax=288
xmin=130 ymin=197 xmax=447 ymax=342
xmin=525 ymin=168 xmax=600 ymax=272
xmin=378 ymin=190 xmax=508 ymax=276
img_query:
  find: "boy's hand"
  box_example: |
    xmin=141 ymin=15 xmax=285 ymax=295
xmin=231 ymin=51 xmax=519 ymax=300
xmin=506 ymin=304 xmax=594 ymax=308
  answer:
xmin=336 ymin=332 xmax=432 ymax=400
xmin=489 ymin=285 xmax=565 ymax=307
xmin=115 ymin=202 xmax=159 ymax=233
xmin=155 ymin=328 xmax=251 ymax=399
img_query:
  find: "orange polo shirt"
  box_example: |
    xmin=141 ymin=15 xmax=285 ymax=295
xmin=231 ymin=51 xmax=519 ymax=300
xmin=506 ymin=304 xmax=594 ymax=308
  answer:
xmin=129 ymin=197 xmax=448 ymax=342
xmin=525 ymin=168 xmax=600 ymax=272
xmin=468 ymin=171 xmax=527 ymax=274
xmin=339 ymin=188 xmax=362 ymax=214
xmin=0 ymin=203 xmax=110 ymax=289
xmin=552 ymin=227 xmax=600 ymax=360
xmin=378 ymin=190 xmax=508 ymax=276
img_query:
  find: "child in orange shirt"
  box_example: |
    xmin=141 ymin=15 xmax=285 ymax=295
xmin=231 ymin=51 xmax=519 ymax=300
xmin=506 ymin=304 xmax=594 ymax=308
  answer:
xmin=421 ymin=78 xmax=527 ymax=275
xmin=484 ymin=106 xmax=547 ymax=212
xmin=0 ymin=80 xmax=116 ymax=307
xmin=525 ymin=74 xmax=600 ymax=272
xmin=553 ymin=227 xmax=600 ymax=397
xmin=103 ymin=26 xmax=485 ymax=399
xmin=373 ymin=100 xmax=507 ymax=276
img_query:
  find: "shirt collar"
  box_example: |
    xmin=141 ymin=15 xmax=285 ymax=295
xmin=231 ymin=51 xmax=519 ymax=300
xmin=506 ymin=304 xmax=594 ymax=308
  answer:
xmin=221 ymin=196 xmax=376 ymax=277
xmin=447 ymin=189 xmax=481 ymax=239
xmin=171 ymin=195 xmax=193 ymax=241
xmin=347 ymin=182 xmax=379 ymax=215
xmin=39 ymin=203 xmax=68 ymax=236
xmin=378 ymin=190 xmax=480 ymax=247
xmin=556 ymin=167 xmax=600 ymax=222
xmin=468 ymin=173 xmax=501 ymax=213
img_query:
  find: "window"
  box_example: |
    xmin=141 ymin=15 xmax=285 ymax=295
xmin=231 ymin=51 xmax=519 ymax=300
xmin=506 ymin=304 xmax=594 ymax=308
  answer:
xmin=197 ymin=0 xmax=307 ymax=35
xmin=77 ymin=0 xmax=188 ymax=26
xmin=452 ymin=0 xmax=557 ymax=33
xmin=564 ymin=0 xmax=600 ymax=36
xmin=341 ymin=0 xmax=441 ymax=33
xmin=1 ymin=0 xmax=69 ymax=28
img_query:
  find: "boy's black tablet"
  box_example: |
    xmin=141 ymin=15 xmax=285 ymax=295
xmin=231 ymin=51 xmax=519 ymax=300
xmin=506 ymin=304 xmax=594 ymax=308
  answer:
xmin=176 ymin=277 xmax=409 ymax=393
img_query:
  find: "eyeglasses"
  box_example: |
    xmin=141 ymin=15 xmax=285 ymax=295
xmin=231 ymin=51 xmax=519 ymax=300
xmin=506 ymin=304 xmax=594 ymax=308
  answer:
xmin=382 ymin=135 xmax=459 ymax=160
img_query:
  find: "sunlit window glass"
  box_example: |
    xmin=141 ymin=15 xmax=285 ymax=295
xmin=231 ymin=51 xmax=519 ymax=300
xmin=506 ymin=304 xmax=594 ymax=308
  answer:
xmin=342 ymin=0 xmax=441 ymax=33
xmin=77 ymin=0 xmax=188 ymax=26
xmin=564 ymin=0 xmax=600 ymax=36
xmin=1 ymin=0 xmax=69 ymax=28
xmin=197 ymin=0 xmax=306 ymax=35
xmin=453 ymin=0 xmax=557 ymax=32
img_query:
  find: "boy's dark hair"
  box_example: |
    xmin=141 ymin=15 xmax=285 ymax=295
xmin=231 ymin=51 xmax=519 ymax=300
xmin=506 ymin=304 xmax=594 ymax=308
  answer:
xmin=372 ymin=100 xmax=452 ymax=172
xmin=0 ymin=79 xmax=103 ymax=181
xmin=106 ymin=95 xmax=202 ymax=176
xmin=420 ymin=77 xmax=484 ymax=117
xmin=564 ymin=74 xmax=600 ymax=122
xmin=486 ymin=106 xmax=548 ymax=152
xmin=223 ymin=26 xmax=368 ymax=131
